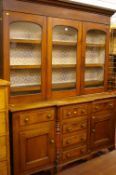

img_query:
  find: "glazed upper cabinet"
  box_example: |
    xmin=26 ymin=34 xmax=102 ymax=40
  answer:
xmin=81 ymin=23 xmax=109 ymax=94
xmin=2 ymin=12 xmax=110 ymax=104
xmin=47 ymin=18 xmax=82 ymax=99
xmin=3 ymin=12 xmax=46 ymax=104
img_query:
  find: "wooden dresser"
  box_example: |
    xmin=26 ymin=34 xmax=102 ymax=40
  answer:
xmin=9 ymin=93 xmax=116 ymax=175
xmin=0 ymin=79 xmax=10 ymax=175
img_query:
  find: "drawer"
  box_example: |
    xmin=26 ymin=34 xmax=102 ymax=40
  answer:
xmin=0 ymin=136 xmax=7 ymax=161
xmin=63 ymin=130 xmax=87 ymax=148
xmin=62 ymin=146 xmax=87 ymax=161
xmin=0 ymin=161 xmax=8 ymax=175
xmin=0 ymin=112 xmax=6 ymax=136
xmin=63 ymin=117 xmax=87 ymax=134
xmin=62 ymin=104 xmax=88 ymax=119
xmin=93 ymin=100 xmax=115 ymax=113
xmin=19 ymin=108 xmax=55 ymax=126
xmin=0 ymin=88 xmax=5 ymax=109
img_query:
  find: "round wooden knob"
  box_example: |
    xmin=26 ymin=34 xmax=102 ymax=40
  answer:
xmin=81 ymin=124 xmax=86 ymax=128
xmin=92 ymin=116 xmax=95 ymax=119
xmin=67 ymin=127 xmax=72 ymax=132
xmin=47 ymin=114 xmax=51 ymax=119
xmin=73 ymin=111 xmax=77 ymax=114
xmin=50 ymin=139 xmax=55 ymax=144
xmin=67 ymin=112 xmax=71 ymax=116
xmin=24 ymin=117 xmax=29 ymax=123
xmin=92 ymin=129 xmax=96 ymax=133
xmin=109 ymin=103 xmax=113 ymax=108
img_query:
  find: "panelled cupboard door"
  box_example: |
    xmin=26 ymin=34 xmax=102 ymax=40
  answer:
xmin=81 ymin=22 xmax=109 ymax=94
xmin=90 ymin=113 xmax=115 ymax=150
xmin=19 ymin=122 xmax=55 ymax=172
xmin=3 ymin=11 xmax=46 ymax=104
xmin=47 ymin=17 xmax=82 ymax=99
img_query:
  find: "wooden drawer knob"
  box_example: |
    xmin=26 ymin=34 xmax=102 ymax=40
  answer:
xmin=47 ymin=114 xmax=52 ymax=119
xmin=73 ymin=111 xmax=77 ymax=114
xmin=81 ymin=123 xmax=86 ymax=128
xmin=67 ymin=112 xmax=71 ymax=116
xmin=92 ymin=129 xmax=96 ymax=133
xmin=95 ymin=106 xmax=99 ymax=110
xmin=66 ymin=127 xmax=72 ymax=132
xmin=50 ymin=139 xmax=55 ymax=144
xmin=24 ymin=117 xmax=29 ymax=123
xmin=92 ymin=116 xmax=95 ymax=119
xmin=81 ymin=109 xmax=86 ymax=114
xmin=109 ymin=103 xmax=113 ymax=108
xmin=80 ymin=137 xmax=85 ymax=142
xmin=66 ymin=140 xmax=71 ymax=145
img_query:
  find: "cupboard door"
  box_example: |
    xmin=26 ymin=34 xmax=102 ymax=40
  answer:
xmin=91 ymin=113 xmax=115 ymax=150
xmin=3 ymin=11 xmax=46 ymax=104
xmin=19 ymin=122 xmax=55 ymax=172
xmin=47 ymin=17 xmax=82 ymax=99
xmin=81 ymin=23 xmax=109 ymax=94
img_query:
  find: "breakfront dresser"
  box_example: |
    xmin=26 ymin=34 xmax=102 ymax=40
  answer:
xmin=0 ymin=0 xmax=116 ymax=174
xmin=0 ymin=80 xmax=10 ymax=175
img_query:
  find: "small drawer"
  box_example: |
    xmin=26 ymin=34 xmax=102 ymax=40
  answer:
xmin=93 ymin=100 xmax=115 ymax=113
xmin=0 ymin=112 xmax=6 ymax=136
xmin=62 ymin=146 xmax=87 ymax=161
xmin=62 ymin=104 xmax=88 ymax=119
xmin=0 ymin=161 xmax=8 ymax=175
xmin=19 ymin=108 xmax=55 ymax=126
xmin=63 ymin=130 xmax=87 ymax=148
xmin=63 ymin=118 xmax=87 ymax=134
xmin=0 ymin=136 xmax=7 ymax=161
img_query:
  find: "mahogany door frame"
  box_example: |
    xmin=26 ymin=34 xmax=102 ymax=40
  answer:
xmin=3 ymin=11 xmax=47 ymax=104
xmin=47 ymin=17 xmax=82 ymax=99
xmin=81 ymin=22 xmax=110 ymax=95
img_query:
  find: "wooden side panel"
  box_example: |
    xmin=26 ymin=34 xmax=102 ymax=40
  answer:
xmin=0 ymin=1 xmax=3 ymax=78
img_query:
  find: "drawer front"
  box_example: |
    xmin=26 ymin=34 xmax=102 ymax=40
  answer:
xmin=0 ymin=88 xmax=5 ymax=109
xmin=62 ymin=104 xmax=88 ymax=119
xmin=63 ymin=118 xmax=87 ymax=134
xmin=0 ymin=136 xmax=7 ymax=161
xmin=19 ymin=108 xmax=55 ymax=126
xmin=63 ymin=130 xmax=87 ymax=148
xmin=62 ymin=146 xmax=87 ymax=161
xmin=0 ymin=161 xmax=8 ymax=175
xmin=0 ymin=112 xmax=6 ymax=136
xmin=93 ymin=100 xmax=115 ymax=113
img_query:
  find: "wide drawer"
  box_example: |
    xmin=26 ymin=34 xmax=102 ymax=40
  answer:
xmin=63 ymin=130 xmax=87 ymax=148
xmin=92 ymin=99 xmax=115 ymax=113
xmin=62 ymin=117 xmax=87 ymax=134
xmin=62 ymin=146 xmax=87 ymax=161
xmin=0 ymin=136 xmax=7 ymax=161
xmin=18 ymin=108 xmax=55 ymax=126
xmin=0 ymin=161 xmax=8 ymax=175
xmin=0 ymin=112 xmax=6 ymax=136
xmin=61 ymin=104 xmax=89 ymax=119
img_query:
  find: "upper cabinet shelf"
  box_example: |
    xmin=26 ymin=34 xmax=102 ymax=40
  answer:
xmin=52 ymin=64 xmax=76 ymax=68
xmin=10 ymin=65 xmax=41 ymax=69
xmin=10 ymin=39 xmax=41 ymax=44
xmin=85 ymin=64 xmax=104 ymax=68
xmin=86 ymin=43 xmax=105 ymax=48
xmin=53 ymin=40 xmax=77 ymax=46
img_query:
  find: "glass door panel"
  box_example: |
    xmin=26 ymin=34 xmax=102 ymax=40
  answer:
xmin=52 ymin=26 xmax=77 ymax=91
xmin=84 ymin=30 xmax=106 ymax=88
xmin=10 ymin=22 xmax=42 ymax=95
